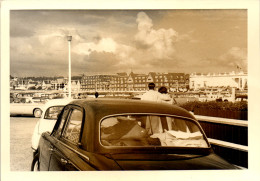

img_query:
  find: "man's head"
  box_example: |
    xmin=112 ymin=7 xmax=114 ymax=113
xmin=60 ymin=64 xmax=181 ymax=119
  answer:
xmin=148 ymin=83 xmax=155 ymax=90
xmin=158 ymin=86 xmax=168 ymax=94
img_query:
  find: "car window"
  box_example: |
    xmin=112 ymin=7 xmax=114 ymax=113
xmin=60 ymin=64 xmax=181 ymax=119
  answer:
xmin=100 ymin=114 xmax=208 ymax=148
xmin=63 ymin=109 xmax=83 ymax=144
xmin=54 ymin=107 xmax=70 ymax=137
xmin=44 ymin=106 xmax=64 ymax=120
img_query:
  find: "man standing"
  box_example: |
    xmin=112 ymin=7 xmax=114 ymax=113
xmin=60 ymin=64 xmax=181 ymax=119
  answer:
xmin=141 ymin=83 xmax=160 ymax=102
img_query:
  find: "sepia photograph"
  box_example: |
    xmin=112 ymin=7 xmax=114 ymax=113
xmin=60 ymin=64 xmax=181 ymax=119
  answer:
xmin=1 ymin=0 xmax=260 ymax=181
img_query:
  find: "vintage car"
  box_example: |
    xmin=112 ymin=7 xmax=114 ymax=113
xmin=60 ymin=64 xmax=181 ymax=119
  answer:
xmin=31 ymin=98 xmax=73 ymax=157
xmin=32 ymin=99 xmax=239 ymax=171
xmin=10 ymin=97 xmax=44 ymax=117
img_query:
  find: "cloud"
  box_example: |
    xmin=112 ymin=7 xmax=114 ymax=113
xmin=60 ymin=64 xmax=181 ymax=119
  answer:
xmin=184 ymin=47 xmax=248 ymax=73
xmin=73 ymin=37 xmax=117 ymax=55
xmin=78 ymin=51 xmax=121 ymax=73
xmin=10 ymin=10 xmax=247 ymax=76
xmin=10 ymin=26 xmax=35 ymax=37
xmin=73 ymin=12 xmax=181 ymax=73
xmin=220 ymin=47 xmax=247 ymax=70
xmin=134 ymin=12 xmax=178 ymax=60
xmin=10 ymin=11 xmax=188 ymax=76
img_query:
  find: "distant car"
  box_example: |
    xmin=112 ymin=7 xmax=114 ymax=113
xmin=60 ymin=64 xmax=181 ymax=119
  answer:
xmin=32 ymin=99 xmax=239 ymax=171
xmin=31 ymin=97 xmax=48 ymax=103
xmin=10 ymin=97 xmax=44 ymax=117
xmin=31 ymin=99 xmax=73 ymax=159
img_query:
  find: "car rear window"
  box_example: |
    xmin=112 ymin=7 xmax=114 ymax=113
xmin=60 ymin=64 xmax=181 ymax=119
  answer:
xmin=100 ymin=114 xmax=208 ymax=148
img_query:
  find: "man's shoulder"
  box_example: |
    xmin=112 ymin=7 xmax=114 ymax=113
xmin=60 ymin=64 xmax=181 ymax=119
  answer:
xmin=143 ymin=90 xmax=159 ymax=95
xmin=141 ymin=90 xmax=160 ymax=100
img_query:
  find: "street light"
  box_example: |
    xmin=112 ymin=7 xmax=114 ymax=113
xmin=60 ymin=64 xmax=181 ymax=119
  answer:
xmin=67 ymin=35 xmax=72 ymax=98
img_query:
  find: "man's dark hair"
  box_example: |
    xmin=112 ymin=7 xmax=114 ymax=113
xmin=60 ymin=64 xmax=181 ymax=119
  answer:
xmin=148 ymin=83 xmax=155 ymax=90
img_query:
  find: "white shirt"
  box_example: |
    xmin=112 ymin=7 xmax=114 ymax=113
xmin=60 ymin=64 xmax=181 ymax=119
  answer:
xmin=158 ymin=93 xmax=173 ymax=104
xmin=141 ymin=90 xmax=160 ymax=102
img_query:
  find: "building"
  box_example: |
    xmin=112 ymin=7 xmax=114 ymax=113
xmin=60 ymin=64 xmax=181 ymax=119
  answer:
xmin=51 ymin=77 xmax=81 ymax=92
xmin=80 ymin=74 xmax=113 ymax=91
xmin=189 ymin=71 xmax=248 ymax=91
xmin=125 ymin=72 xmax=147 ymax=91
xmin=51 ymin=78 xmax=67 ymax=90
xmin=80 ymin=72 xmax=190 ymax=92
xmin=71 ymin=80 xmax=81 ymax=92
xmin=110 ymin=73 xmax=128 ymax=91
xmin=41 ymin=80 xmax=52 ymax=90
xmin=147 ymin=72 xmax=190 ymax=92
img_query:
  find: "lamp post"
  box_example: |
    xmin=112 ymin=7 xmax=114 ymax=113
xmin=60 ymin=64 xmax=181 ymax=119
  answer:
xmin=67 ymin=35 xmax=72 ymax=98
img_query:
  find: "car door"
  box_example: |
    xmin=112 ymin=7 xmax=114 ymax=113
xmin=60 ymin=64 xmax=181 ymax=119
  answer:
xmin=48 ymin=106 xmax=84 ymax=171
xmin=38 ymin=132 xmax=57 ymax=171
xmin=38 ymin=106 xmax=70 ymax=170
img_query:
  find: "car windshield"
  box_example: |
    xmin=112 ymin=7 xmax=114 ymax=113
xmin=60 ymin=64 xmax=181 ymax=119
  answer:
xmin=100 ymin=114 xmax=209 ymax=148
xmin=44 ymin=106 xmax=64 ymax=120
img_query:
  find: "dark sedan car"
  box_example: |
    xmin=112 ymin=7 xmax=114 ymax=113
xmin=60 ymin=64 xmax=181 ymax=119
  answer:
xmin=32 ymin=98 xmax=238 ymax=171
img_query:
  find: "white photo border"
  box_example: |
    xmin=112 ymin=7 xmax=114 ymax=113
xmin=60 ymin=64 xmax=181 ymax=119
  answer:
xmin=1 ymin=0 xmax=260 ymax=181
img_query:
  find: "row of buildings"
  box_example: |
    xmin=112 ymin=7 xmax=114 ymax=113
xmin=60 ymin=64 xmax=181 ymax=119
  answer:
xmin=10 ymin=71 xmax=248 ymax=93
xmin=80 ymin=72 xmax=190 ymax=92
xmin=10 ymin=77 xmax=81 ymax=92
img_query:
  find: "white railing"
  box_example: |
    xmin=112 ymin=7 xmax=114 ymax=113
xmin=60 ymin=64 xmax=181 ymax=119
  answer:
xmin=207 ymin=138 xmax=248 ymax=152
xmin=195 ymin=115 xmax=248 ymax=127
xmin=195 ymin=115 xmax=248 ymax=152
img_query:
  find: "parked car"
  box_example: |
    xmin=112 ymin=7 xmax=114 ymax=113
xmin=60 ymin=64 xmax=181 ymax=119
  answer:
xmin=31 ymin=97 xmax=48 ymax=103
xmin=10 ymin=97 xmax=44 ymax=117
xmin=32 ymin=99 xmax=239 ymax=171
xmin=31 ymin=98 xmax=73 ymax=158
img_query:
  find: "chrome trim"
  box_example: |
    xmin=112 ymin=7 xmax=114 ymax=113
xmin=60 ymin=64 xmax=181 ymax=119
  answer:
xmin=100 ymin=113 xmax=197 ymax=122
xmin=53 ymin=136 xmax=90 ymax=165
xmin=98 ymin=113 xmax=210 ymax=148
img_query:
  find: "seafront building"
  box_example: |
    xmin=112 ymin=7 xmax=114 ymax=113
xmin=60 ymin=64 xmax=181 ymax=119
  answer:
xmin=10 ymin=71 xmax=248 ymax=94
xmin=189 ymin=71 xmax=247 ymax=91
xmin=80 ymin=72 xmax=190 ymax=92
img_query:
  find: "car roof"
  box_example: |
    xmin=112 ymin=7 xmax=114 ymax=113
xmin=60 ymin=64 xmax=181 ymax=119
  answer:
xmin=64 ymin=98 xmax=201 ymax=153
xmin=69 ymin=98 xmax=195 ymax=120
xmin=42 ymin=98 xmax=74 ymax=113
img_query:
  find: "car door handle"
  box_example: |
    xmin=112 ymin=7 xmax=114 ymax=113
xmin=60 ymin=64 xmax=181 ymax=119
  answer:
xmin=60 ymin=158 xmax=68 ymax=164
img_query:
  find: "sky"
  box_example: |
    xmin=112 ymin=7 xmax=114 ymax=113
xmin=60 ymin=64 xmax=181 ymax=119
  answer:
xmin=10 ymin=9 xmax=247 ymax=77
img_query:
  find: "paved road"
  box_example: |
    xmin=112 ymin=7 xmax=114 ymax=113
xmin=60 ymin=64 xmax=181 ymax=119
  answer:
xmin=10 ymin=116 xmax=39 ymax=171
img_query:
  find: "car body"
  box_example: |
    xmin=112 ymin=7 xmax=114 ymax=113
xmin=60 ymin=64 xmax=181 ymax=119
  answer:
xmin=33 ymin=99 xmax=238 ymax=171
xmin=31 ymin=98 xmax=73 ymax=155
xmin=10 ymin=97 xmax=45 ymax=117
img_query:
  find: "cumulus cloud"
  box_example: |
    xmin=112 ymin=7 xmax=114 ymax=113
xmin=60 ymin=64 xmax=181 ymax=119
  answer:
xmin=220 ymin=47 xmax=247 ymax=70
xmin=73 ymin=37 xmax=117 ymax=55
xmin=134 ymin=12 xmax=178 ymax=60
xmin=38 ymin=12 xmax=179 ymax=74
xmin=71 ymin=12 xmax=180 ymax=73
xmin=10 ymin=10 xmax=247 ymax=76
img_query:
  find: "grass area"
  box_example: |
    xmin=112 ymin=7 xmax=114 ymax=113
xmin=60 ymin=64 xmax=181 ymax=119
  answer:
xmin=10 ymin=117 xmax=39 ymax=171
